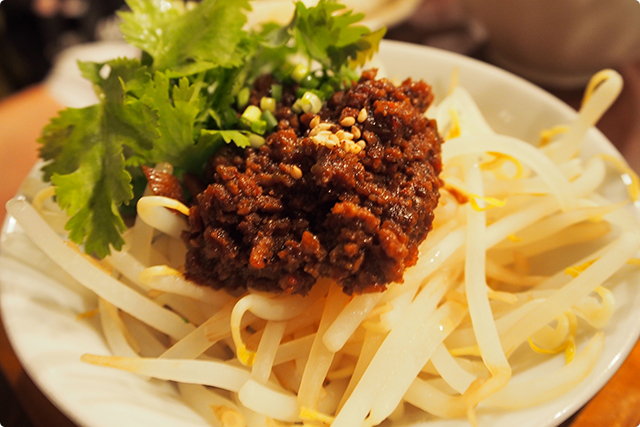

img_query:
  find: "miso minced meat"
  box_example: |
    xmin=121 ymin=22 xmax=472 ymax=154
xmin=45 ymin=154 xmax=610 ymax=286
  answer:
xmin=182 ymin=70 xmax=443 ymax=295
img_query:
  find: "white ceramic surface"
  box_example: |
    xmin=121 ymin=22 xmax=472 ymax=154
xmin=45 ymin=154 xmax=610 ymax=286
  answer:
xmin=2 ymin=40 xmax=640 ymax=427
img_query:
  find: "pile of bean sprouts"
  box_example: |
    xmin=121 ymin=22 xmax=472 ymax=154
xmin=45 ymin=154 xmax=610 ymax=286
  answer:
xmin=6 ymin=69 xmax=640 ymax=427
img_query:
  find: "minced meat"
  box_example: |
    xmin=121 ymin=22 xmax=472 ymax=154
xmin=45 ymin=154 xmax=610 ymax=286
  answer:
xmin=182 ymin=70 xmax=443 ymax=295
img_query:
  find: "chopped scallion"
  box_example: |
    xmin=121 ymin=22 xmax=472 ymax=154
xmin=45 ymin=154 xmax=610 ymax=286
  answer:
xmin=242 ymin=105 xmax=262 ymax=122
xmin=261 ymin=110 xmax=278 ymax=130
xmin=296 ymin=87 xmax=325 ymax=100
xmin=251 ymin=119 xmax=267 ymax=135
xmin=292 ymin=91 xmax=323 ymax=114
xmin=300 ymin=73 xmax=320 ymax=89
xmin=240 ymin=105 xmax=262 ymax=130
xmin=260 ymin=97 xmax=276 ymax=113
xmin=271 ymin=84 xmax=283 ymax=101
xmin=319 ymin=82 xmax=335 ymax=99
xmin=248 ymin=134 xmax=266 ymax=148
xmin=291 ymin=63 xmax=309 ymax=83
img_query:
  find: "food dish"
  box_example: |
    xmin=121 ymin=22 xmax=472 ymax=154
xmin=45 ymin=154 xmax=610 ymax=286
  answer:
xmin=1 ymin=40 xmax=640 ymax=427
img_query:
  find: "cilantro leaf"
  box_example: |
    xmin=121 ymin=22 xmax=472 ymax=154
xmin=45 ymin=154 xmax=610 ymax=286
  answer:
xmin=349 ymin=27 xmax=386 ymax=69
xmin=39 ymin=106 xmax=99 ymax=181
xmin=78 ymin=57 xmax=159 ymax=156
xmin=137 ymin=72 xmax=202 ymax=168
xmin=287 ymin=0 xmax=381 ymax=72
xmin=202 ymin=67 xmax=248 ymax=128
xmin=200 ymin=130 xmax=251 ymax=149
xmin=119 ymin=0 xmax=252 ymax=76
xmin=42 ymin=105 xmax=132 ymax=258
xmin=39 ymin=58 xmax=162 ymax=256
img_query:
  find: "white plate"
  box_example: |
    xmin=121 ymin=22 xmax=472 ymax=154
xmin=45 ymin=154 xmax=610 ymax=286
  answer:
xmin=2 ymin=40 xmax=640 ymax=427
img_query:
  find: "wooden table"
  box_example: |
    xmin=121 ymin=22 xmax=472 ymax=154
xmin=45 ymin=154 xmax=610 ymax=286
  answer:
xmin=1 ymin=1 xmax=640 ymax=426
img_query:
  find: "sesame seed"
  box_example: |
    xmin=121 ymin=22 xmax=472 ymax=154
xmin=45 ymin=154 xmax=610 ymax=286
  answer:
xmin=357 ymin=108 xmax=368 ymax=123
xmin=310 ymin=115 xmax=320 ymax=129
xmin=337 ymin=130 xmax=353 ymax=141
xmin=356 ymin=140 xmax=366 ymax=149
xmin=351 ymin=144 xmax=363 ymax=154
xmin=351 ymin=126 xmax=361 ymax=140
xmin=324 ymin=139 xmax=337 ymax=148
xmin=313 ymin=128 xmax=332 ymax=139
xmin=290 ymin=165 xmax=303 ymax=180
xmin=340 ymin=116 xmax=356 ymax=127
xmin=336 ymin=130 xmax=353 ymax=141
xmin=310 ymin=124 xmax=361 ymax=152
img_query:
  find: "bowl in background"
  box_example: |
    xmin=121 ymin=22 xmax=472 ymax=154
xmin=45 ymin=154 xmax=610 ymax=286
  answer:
xmin=460 ymin=0 xmax=640 ymax=88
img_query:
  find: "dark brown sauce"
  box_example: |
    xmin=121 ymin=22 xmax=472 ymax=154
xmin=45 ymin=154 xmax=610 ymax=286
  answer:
xmin=182 ymin=70 xmax=443 ymax=295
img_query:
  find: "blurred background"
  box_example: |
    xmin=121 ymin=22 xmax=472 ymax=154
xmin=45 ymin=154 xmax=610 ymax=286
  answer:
xmin=0 ymin=0 xmax=125 ymax=98
xmin=2 ymin=0 xmax=640 ymax=96
xmin=1 ymin=1 xmax=640 ymax=427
